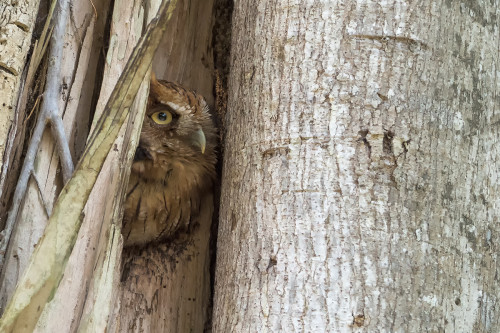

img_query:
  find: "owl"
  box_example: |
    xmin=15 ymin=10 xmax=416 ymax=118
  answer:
xmin=122 ymin=74 xmax=217 ymax=246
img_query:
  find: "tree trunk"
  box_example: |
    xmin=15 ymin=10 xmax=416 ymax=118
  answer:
xmin=0 ymin=0 xmax=41 ymax=237
xmin=214 ymin=1 xmax=500 ymax=332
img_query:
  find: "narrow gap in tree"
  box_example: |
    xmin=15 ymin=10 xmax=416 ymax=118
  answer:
xmin=87 ymin=0 xmax=116 ymax=140
xmin=206 ymin=0 xmax=233 ymax=331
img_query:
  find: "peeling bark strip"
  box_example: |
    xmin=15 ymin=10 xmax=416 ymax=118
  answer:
xmin=214 ymin=1 xmax=500 ymax=332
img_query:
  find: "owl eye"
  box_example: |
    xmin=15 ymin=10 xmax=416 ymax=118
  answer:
xmin=151 ymin=111 xmax=173 ymax=125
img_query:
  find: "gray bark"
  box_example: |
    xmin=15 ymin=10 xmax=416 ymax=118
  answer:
xmin=0 ymin=0 xmax=40 ymax=154
xmin=213 ymin=1 xmax=500 ymax=332
xmin=0 ymin=0 xmax=41 ymax=231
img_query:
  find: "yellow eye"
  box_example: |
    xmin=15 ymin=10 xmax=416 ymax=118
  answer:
xmin=151 ymin=110 xmax=173 ymax=125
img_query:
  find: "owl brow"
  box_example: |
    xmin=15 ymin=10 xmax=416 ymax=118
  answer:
xmin=169 ymin=84 xmax=181 ymax=93
xmin=148 ymin=103 xmax=178 ymax=116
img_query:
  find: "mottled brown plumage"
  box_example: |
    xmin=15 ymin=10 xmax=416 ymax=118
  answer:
xmin=122 ymin=74 xmax=217 ymax=246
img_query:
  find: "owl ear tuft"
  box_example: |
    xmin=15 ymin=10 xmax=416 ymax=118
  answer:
xmin=150 ymin=72 xmax=159 ymax=86
xmin=149 ymin=72 xmax=161 ymax=104
xmin=149 ymin=72 xmax=164 ymax=100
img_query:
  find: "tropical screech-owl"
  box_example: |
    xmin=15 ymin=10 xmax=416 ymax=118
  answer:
xmin=122 ymin=74 xmax=217 ymax=246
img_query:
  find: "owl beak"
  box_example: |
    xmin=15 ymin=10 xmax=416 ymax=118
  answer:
xmin=191 ymin=128 xmax=206 ymax=154
xmin=134 ymin=145 xmax=153 ymax=161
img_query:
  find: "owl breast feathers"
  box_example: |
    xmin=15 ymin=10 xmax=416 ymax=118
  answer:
xmin=122 ymin=75 xmax=217 ymax=246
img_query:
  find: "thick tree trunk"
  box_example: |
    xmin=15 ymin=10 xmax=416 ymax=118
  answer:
xmin=214 ymin=1 xmax=500 ymax=332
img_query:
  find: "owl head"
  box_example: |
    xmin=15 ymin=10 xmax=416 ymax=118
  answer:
xmin=132 ymin=74 xmax=217 ymax=187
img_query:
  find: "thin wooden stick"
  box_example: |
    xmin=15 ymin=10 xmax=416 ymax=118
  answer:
xmin=24 ymin=95 xmax=41 ymax=124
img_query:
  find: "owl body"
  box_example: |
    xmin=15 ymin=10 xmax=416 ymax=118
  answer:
xmin=122 ymin=75 xmax=216 ymax=246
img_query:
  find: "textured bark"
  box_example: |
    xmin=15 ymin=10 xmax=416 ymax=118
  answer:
xmin=214 ymin=1 xmax=500 ymax=332
xmin=0 ymin=0 xmax=41 ymax=229
xmin=110 ymin=1 xmax=216 ymax=331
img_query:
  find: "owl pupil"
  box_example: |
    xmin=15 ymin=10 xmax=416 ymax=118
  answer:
xmin=158 ymin=112 xmax=167 ymax=121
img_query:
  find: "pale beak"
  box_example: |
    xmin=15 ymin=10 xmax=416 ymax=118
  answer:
xmin=191 ymin=128 xmax=206 ymax=154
